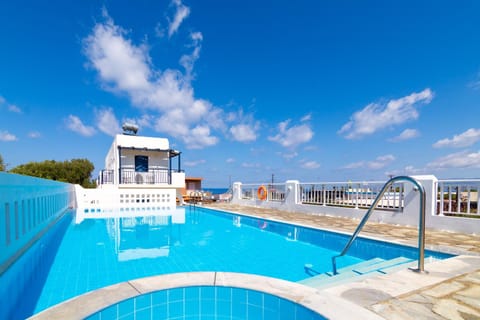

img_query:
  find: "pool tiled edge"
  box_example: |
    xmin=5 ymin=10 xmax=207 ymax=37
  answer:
xmin=28 ymin=272 xmax=383 ymax=320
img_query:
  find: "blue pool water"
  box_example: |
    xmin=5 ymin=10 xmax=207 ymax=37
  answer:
xmin=32 ymin=207 xmax=364 ymax=314
xmin=86 ymin=286 xmax=325 ymax=320
xmin=7 ymin=206 xmax=451 ymax=319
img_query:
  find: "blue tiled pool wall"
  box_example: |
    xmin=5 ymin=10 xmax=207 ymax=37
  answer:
xmin=0 ymin=172 xmax=74 ymax=320
xmin=199 ymin=207 xmax=453 ymax=263
xmin=86 ymin=286 xmax=326 ymax=320
xmin=0 ymin=211 xmax=72 ymax=320
xmin=0 ymin=172 xmax=74 ymax=268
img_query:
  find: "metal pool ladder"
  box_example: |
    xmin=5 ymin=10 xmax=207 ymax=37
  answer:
xmin=331 ymin=176 xmax=426 ymax=275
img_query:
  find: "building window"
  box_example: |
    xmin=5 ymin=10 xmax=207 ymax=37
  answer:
xmin=135 ymin=155 xmax=148 ymax=172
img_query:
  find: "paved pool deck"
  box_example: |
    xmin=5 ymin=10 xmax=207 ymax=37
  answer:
xmin=205 ymin=202 xmax=480 ymax=320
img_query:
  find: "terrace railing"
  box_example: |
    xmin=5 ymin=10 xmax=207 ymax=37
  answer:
xmin=437 ymin=179 xmax=480 ymax=217
xmin=298 ymin=180 xmax=404 ymax=210
xmin=120 ymin=169 xmax=170 ymax=184
xmin=240 ymin=183 xmax=286 ymax=202
xmin=99 ymin=170 xmax=114 ymax=185
xmin=98 ymin=168 xmax=178 ymax=185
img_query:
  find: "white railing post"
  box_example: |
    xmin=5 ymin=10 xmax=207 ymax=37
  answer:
xmin=322 ymin=185 xmax=326 ymax=206
xmin=355 ymin=183 xmax=359 ymax=209
xmin=406 ymin=175 xmax=438 ymax=218
xmin=438 ymin=182 xmax=444 ymax=216
xmin=285 ymin=180 xmax=299 ymax=205
xmin=231 ymin=182 xmax=242 ymax=203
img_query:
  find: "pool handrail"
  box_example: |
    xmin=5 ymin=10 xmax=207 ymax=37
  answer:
xmin=331 ymin=176 xmax=426 ymax=275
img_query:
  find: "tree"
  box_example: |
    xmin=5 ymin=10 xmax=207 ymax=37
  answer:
xmin=10 ymin=158 xmax=96 ymax=188
xmin=0 ymin=154 xmax=5 ymax=171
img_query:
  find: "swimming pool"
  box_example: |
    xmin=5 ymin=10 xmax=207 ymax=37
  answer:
xmin=85 ymin=284 xmax=326 ymax=320
xmin=4 ymin=206 xmax=452 ymax=319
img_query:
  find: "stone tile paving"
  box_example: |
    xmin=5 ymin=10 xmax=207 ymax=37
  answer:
xmin=205 ymin=203 xmax=480 ymax=319
xmin=371 ymin=271 xmax=480 ymax=319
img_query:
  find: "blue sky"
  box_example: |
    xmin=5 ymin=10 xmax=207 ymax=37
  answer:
xmin=1 ymin=0 xmax=480 ymax=187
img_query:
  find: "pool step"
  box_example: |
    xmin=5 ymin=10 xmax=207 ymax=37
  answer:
xmin=324 ymin=257 xmax=385 ymax=277
xmin=353 ymin=256 xmax=414 ymax=274
xmin=299 ymin=256 xmax=415 ymax=289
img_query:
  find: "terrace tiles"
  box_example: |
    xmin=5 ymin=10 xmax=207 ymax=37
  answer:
xmin=205 ymin=202 xmax=480 ymax=319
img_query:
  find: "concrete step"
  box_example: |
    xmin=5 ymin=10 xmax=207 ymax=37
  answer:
xmin=324 ymin=257 xmax=385 ymax=276
xmin=299 ymin=256 xmax=415 ymax=289
xmin=299 ymin=258 xmax=384 ymax=286
xmin=353 ymin=256 xmax=413 ymax=275
xmin=376 ymin=259 xmax=418 ymax=274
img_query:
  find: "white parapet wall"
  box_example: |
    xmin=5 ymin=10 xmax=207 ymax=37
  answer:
xmin=75 ymin=185 xmax=177 ymax=212
xmin=231 ymin=176 xmax=480 ymax=235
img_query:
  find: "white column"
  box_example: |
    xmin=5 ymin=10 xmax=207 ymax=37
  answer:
xmin=231 ymin=182 xmax=242 ymax=203
xmin=285 ymin=180 xmax=300 ymax=205
xmin=403 ymin=175 xmax=438 ymax=227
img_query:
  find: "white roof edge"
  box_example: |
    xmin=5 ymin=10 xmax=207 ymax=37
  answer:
xmin=115 ymin=134 xmax=170 ymax=150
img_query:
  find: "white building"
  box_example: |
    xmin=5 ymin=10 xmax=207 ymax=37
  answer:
xmin=75 ymin=130 xmax=186 ymax=213
xmin=97 ymin=133 xmax=184 ymax=189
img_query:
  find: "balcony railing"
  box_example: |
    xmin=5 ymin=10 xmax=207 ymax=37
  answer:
xmin=298 ymin=181 xmax=404 ymax=210
xmin=437 ymin=179 xmax=479 ymax=216
xmin=240 ymin=184 xmax=286 ymax=202
xmin=99 ymin=168 xmax=180 ymax=185
xmin=238 ymin=180 xmax=404 ymax=210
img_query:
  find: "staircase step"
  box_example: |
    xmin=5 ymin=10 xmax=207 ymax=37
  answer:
xmin=353 ymin=256 xmax=413 ymax=275
xmin=324 ymin=257 xmax=385 ymax=276
xmin=299 ymin=258 xmax=384 ymax=286
xmin=299 ymin=256 xmax=415 ymax=289
xmin=299 ymin=270 xmax=356 ymax=287
xmin=301 ymin=270 xmax=385 ymax=289
xmin=377 ymin=259 xmax=418 ymax=274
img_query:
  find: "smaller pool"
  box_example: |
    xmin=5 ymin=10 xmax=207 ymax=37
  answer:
xmin=30 ymin=272 xmax=381 ymax=320
xmin=86 ymin=286 xmax=324 ymax=320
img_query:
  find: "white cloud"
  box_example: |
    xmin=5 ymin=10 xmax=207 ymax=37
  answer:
xmin=66 ymin=115 xmax=96 ymax=137
xmin=385 ymin=165 xmax=428 ymax=177
xmin=390 ymin=128 xmax=419 ymax=142
xmin=339 ymin=89 xmax=433 ymax=139
xmin=84 ymin=18 xmax=151 ymax=94
xmin=182 ymin=125 xmax=218 ymax=149
xmin=300 ymin=113 xmax=312 ymax=122
xmin=8 ymin=104 xmax=21 ymax=113
xmin=0 ymin=96 xmax=22 ymax=113
xmin=268 ymin=119 xmax=314 ymax=148
xmin=168 ymin=0 xmax=190 ymax=37
xmin=184 ymin=159 xmax=206 ymax=167
xmin=0 ymin=130 xmax=17 ymax=141
xmin=468 ymin=72 xmax=480 ymax=90
xmin=230 ymin=124 xmax=257 ymax=142
xmin=343 ymin=161 xmax=365 ymax=169
xmin=180 ymin=32 xmax=203 ymax=79
xmin=300 ymin=160 xmax=320 ymax=169
xmin=344 ymin=154 xmax=395 ymax=170
xmin=84 ymin=12 xmax=223 ymax=149
xmin=226 ymin=158 xmax=235 ymax=163
xmin=95 ymin=108 xmax=121 ymax=136
xmin=241 ymin=162 xmax=261 ymax=168
xmin=226 ymin=108 xmax=259 ymax=142
xmin=154 ymin=23 xmax=166 ymax=38
xmin=281 ymin=151 xmax=298 ymax=160
xmin=28 ymin=131 xmax=41 ymax=139
xmin=427 ymin=151 xmax=480 ymax=169
xmin=433 ymin=128 xmax=480 ymax=148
